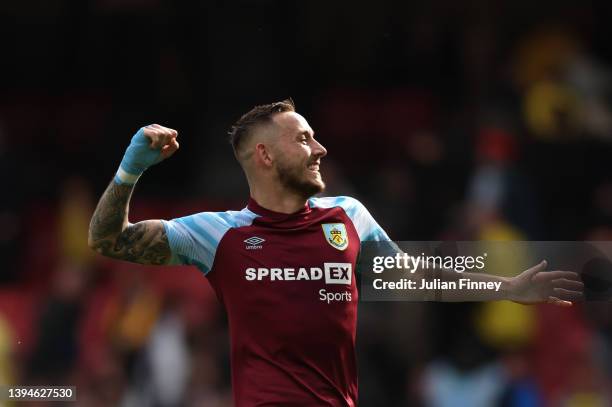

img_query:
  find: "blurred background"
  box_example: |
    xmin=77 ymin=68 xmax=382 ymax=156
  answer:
xmin=2 ymin=0 xmax=612 ymax=405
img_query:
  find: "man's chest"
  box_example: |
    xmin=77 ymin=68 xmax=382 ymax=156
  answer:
xmin=207 ymin=210 xmax=361 ymax=311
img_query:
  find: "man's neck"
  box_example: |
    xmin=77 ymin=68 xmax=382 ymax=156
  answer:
xmin=250 ymin=185 xmax=308 ymax=214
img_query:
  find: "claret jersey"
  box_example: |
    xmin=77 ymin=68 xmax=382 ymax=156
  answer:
xmin=162 ymin=196 xmax=390 ymax=406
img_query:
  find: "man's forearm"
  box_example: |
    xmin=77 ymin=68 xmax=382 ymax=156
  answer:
xmin=88 ymin=179 xmax=171 ymax=265
xmin=88 ymin=180 xmax=135 ymax=252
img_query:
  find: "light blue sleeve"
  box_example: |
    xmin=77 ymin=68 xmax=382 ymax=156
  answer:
xmin=310 ymin=196 xmax=391 ymax=242
xmin=161 ymin=208 xmax=258 ymax=274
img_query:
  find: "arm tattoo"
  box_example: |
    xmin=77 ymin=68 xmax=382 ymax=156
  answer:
xmin=90 ymin=181 xmax=132 ymax=243
xmin=88 ymin=181 xmax=171 ymax=265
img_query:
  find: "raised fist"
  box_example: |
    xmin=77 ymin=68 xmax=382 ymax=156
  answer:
xmin=142 ymin=124 xmax=180 ymax=160
xmin=117 ymin=124 xmax=180 ymax=182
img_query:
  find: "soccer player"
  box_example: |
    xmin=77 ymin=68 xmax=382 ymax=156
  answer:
xmin=88 ymin=100 xmax=583 ymax=406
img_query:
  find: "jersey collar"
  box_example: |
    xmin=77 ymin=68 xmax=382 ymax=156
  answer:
xmin=247 ymin=197 xmax=312 ymax=220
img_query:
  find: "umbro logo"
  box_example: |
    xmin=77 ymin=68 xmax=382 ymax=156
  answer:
xmin=244 ymin=236 xmax=265 ymax=250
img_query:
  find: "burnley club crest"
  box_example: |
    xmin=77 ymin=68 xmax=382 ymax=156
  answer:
xmin=322 ymin=223 xmax=349 ymax=251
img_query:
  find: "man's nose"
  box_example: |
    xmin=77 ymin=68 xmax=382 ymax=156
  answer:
xmin=313 ymin=139 xmax=327 ymax=157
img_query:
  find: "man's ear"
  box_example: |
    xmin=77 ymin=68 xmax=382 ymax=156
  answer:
xmin=255 ymin=143 xmax=274 ymax=167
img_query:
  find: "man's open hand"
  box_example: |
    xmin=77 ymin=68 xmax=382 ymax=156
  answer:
xmin=509 ymin=260 xmax=584 ymax=306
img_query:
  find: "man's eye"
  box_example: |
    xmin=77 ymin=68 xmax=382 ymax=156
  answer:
xmin=300 ymin=138 xmax=308 ymax=144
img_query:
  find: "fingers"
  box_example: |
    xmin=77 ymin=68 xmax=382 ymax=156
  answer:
xmin=547 ymin=296 xmax=573 ymax=307
xmin=552 ymin=287 xmax=584 ymax=302
xmin=531 ymin=272 xmax=584 ymax=304
xmin=551 ymin=278 xmax=584 ymax=292
xmin=532 ymin=271 xmax=581 ymax=287
xmin=160 ymin=138 xmax=179 ymax=159
xmin=142 ymin=124 xmax=178 ymax=150
xmin=524 ymin=260 xmax=548 ymax=277
xmin=538 ymin=270 xmax=581 ymax=281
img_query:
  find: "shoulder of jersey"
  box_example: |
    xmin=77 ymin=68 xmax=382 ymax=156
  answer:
xmin=162 ymin=207 xmax=260 ymax=273
xmin=310 ymin=195 xmax=390 ymax=243
xmin=182 ymin=207 xmax=260 ymax=233
xmin=309 ymin=195 xmax=363 ymax=216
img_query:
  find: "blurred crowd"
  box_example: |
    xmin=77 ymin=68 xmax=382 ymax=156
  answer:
xmin=1 ymin=0 xmax=612 ymax=406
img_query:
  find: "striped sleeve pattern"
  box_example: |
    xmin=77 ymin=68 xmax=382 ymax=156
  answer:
xmin=310 ymin=196 xmax=391 ymax=242
xmin=161 ymin=208 xmax=258 ymax=274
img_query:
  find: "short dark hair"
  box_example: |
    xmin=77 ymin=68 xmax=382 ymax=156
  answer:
xmin=228 ymin=98 xmax=295 ymax=158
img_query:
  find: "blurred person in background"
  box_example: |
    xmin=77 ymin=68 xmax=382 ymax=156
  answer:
xmin=25 ymin=261 xmax=90 ymax=385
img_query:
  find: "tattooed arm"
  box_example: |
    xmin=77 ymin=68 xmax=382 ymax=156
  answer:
xmin=88 ymin=124 xmax=179 ymax=265
xmin=88 ymin=181 xmax=171 ymax=265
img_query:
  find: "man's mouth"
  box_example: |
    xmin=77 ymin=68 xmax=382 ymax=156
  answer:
xmin=307 ymin=162 xmax=320 ymax=172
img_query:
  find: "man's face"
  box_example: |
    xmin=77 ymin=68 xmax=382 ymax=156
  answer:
xmin=270 ymin=112 xmax=327 ymax=198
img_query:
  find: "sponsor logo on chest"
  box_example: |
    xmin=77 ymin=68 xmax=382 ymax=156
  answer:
xmin=244 ymin=263 xmax=354 ymax=303
xmin=245 ymin=263 xmax=352 ymax=285
xmin=240 ymin=222 xmax=353 ymax=303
